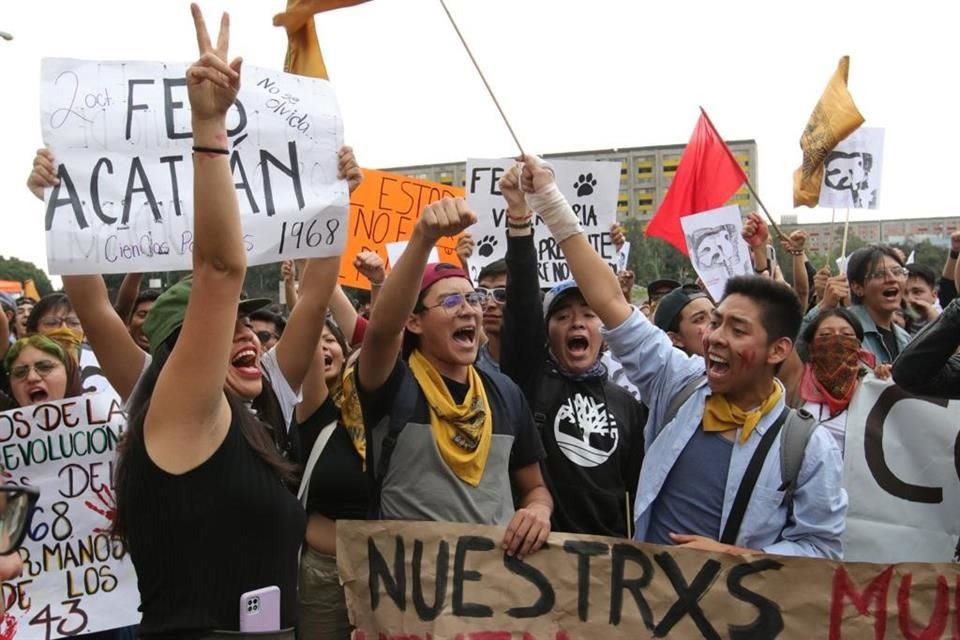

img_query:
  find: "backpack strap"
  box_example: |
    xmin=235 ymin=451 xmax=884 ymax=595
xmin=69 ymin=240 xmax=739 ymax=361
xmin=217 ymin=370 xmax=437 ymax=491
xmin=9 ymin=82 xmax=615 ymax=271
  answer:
xmin=778 ymin=408 xmax=818 ymax=520
xmin=297 ymin=420 xmax=338 ymax=508
xmin=368 ymin=372 xmax=420 ymax=519
xmin=719 ymin=406 xmax=790 ymax=546
xmin=658 ymin=374 xmax=707 ymax=437
xmin=532 ymin=371 xmax=566 ymax=433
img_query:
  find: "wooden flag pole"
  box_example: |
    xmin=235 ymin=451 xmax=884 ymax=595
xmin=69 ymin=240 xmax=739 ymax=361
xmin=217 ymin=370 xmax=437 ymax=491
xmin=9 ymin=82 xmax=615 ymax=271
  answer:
xmin=699 ymin=108 xmax=785 ymax=240
xmin=840 ymin=207 xmax=852 ymax=261
xmin=438 ymin=0 xmax=525 ymax=157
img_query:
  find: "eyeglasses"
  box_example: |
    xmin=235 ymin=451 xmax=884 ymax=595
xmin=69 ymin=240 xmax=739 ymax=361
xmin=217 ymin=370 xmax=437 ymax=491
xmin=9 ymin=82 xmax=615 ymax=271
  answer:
xmin=39 ymin=316 xmax=82 ymax=330
xmin=255 ymin=330 xmax=279 ymax=344
xmin=9 ymin=359 xmax=61 ymax=381
xmin=418 ymin=291 xmax=487 ymax=314
xmin=476 ymin=287 xmax=507 ymax=305
xmin=0 ymin=485 xmax=40 ymax=555
xmin=866 ymin=266 xmax=909 ymax=281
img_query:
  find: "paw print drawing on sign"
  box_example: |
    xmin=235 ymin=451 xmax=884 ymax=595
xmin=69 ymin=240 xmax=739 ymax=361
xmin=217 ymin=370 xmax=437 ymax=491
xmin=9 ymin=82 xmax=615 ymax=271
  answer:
xmin=477 ymin=235 xmax=499 ymax=258
xmin=574 ymin=173 xmax=597 ymax=197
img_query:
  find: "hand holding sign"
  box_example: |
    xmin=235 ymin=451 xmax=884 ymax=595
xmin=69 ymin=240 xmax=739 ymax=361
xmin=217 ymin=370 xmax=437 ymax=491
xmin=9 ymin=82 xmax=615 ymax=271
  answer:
xmin=497 ymin=164 xmax=528 ymax=214
xmin=27 ymin=148 xmax=58 ymax=201
xmin=186 ymin=4 xmax=242 ymax=128
xmin=741 ymin=211 xmax=768 ymax=249
xmin=821 ymin=274 xmax=851 ymax=310
xmin=338 ymin=146 xmax=363 ymax=193
xmin=519 ymin=154 xmax=555 ymax=194
xmin=416 ymin=198 xmax=476 ymax=246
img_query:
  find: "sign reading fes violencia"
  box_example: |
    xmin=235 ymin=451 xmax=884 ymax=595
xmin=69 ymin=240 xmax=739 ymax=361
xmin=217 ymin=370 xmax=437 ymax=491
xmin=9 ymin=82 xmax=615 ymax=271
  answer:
xmin=0 ymin=394 xmax=138 ymax=639
xmin=40 ymin=58 xmax=348 ymax=276
xmin=339 ymin=170 xmax=463 ymax=290
xmin=338 ymin=519 xmax=960 ymax=639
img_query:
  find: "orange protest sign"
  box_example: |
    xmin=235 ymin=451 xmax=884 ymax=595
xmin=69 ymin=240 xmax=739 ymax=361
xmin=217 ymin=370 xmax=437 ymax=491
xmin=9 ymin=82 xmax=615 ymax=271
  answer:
xmin=340 ymin=170 xmax=465 ymax=289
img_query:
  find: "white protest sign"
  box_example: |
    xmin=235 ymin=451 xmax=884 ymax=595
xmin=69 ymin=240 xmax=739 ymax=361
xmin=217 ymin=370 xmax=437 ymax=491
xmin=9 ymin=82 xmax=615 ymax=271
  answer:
xmin=818 ymin=127 xmax=885 ymax=209
xmin=616 ymin=240 xmax=631 ymax=273
xmin=41 ymin=58 xmax=348 ymax=275
xmin=385 ymin=241 xmax=439 ymax=270
xmin=78 ymin=346 xmax=119 ymax=401
xmin=843 ymin=376 xmax=960 ymax=563
xmin=0 ymin=394 xmax=138 ymax=637
xmin=464 ymin=159 xmax=620 ymax=286
xmin=679 ymin=205 xmax=752 ymax=301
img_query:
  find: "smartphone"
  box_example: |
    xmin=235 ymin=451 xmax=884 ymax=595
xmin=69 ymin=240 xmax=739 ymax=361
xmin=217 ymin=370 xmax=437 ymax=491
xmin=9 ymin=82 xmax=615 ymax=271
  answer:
xmin=240 ymin=586 xmax=281 ymax=633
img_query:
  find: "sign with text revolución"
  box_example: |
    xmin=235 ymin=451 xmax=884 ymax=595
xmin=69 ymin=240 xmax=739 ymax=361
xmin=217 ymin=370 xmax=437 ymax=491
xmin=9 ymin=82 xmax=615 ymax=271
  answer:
xmin=0 ymin=394 xmax=137 ymax=638
xmin=40 ymin=58 xmax=348 ymax=275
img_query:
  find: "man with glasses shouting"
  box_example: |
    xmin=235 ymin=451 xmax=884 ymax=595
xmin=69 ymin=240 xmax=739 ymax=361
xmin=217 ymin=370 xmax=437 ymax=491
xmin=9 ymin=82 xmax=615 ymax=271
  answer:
xmin=0 ymin=482 xmax=40 ymax=611
xmin=357 ymin=197 xmax=553 ymax=561
xmin=474 ymin=259 xmax=508 ymax=374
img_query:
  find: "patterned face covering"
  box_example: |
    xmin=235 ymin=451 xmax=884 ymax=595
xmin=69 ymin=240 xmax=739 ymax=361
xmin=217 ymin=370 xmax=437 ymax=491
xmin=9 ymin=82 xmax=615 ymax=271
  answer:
xmin=810 ymin=334 xmax=862 ymax=400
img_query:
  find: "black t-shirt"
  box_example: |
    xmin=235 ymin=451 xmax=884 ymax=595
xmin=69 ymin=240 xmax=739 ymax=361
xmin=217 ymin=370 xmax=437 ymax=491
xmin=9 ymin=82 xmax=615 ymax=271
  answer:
xmin=877 ymin=325 xmax=901 ymax=360
xmin=298 ymin=396 xmax=369 ymax=520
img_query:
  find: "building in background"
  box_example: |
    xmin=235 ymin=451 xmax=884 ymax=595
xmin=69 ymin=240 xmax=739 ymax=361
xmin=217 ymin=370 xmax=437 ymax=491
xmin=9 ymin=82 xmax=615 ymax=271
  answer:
xmin=780 ymin=215 xmax=960 ymax=252
xmin=386 ymin=140 xmax=758 ymax=223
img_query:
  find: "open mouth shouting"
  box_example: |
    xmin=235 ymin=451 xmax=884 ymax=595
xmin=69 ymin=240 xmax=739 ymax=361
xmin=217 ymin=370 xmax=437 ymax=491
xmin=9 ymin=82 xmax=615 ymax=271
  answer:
xmin=452 ymin=325 xmax=478 ymax=350
xmin=880 ymin=285 xmax=901 ymax=306
xmin=26 ymin=386 xmax=50 ymax=404
xmin=706 ymin=352 xmax=731 ymax=381
xmin=230 ymin=345 xmax=261 ymax=379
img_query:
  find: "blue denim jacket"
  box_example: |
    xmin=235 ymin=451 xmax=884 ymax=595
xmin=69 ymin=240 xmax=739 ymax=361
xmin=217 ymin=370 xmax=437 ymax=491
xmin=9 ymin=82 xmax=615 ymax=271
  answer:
xmin=603 ymin=309 xmax=848 ymax=559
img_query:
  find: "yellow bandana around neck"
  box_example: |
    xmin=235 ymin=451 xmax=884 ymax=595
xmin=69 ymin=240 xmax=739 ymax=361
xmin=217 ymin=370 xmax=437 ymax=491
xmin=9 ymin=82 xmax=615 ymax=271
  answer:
xmin=334 ymin=365 xmax=366 ymax=469
xmin=703 ymin=382 xmax=783 ymax=444
xmin=408 ymin=349 xmax=492 ymax=487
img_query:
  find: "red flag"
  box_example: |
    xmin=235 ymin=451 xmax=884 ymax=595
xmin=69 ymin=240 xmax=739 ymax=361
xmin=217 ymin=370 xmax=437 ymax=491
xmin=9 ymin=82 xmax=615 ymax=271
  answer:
xmin=646 ymin=109 xmax=747 ymax=253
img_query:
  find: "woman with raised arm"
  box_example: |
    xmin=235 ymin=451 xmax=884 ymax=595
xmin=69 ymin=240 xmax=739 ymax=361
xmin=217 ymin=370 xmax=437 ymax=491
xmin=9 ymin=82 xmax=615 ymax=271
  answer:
xmin=108 ymin=7 xmax=344 ymax=636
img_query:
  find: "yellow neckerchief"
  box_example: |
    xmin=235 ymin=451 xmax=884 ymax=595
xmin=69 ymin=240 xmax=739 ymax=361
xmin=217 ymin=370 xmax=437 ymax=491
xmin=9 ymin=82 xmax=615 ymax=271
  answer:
xmin=408 ymin=349 xmax=492 ymax=487
xmin=334 ymin=365 xmax=366 ymax=469
xmin=703 ymin=382 xmax=783 ymax=445
xmin=42 ymin=327 xmax=83 ymax=365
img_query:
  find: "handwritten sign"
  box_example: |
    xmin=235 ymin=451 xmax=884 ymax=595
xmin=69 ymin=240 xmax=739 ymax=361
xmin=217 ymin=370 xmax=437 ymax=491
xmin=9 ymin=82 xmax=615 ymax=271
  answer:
xmin=844 ymin=377 xmax=960 ymax=563
xmin=338 ymin=519 xmax=960 ymax=639
xmin=0 ymin=394 xmax=137 ymax=638
xmin=465 ymin=159 xmax=620 ymax=286
xmin=679 ymin=205 xmax=752 ymax=301
xmin=340 ymin=170 xmax=463 ymax=290
xmin=40 ymin=58 xmax=348 ymax=275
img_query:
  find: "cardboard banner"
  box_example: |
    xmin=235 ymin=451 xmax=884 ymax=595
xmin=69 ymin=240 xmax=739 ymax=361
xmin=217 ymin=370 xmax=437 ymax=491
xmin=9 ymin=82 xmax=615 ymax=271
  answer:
xmin=818 ymin=128 xmax=885 ymax=210
xmin=338 ymin=519 xmax=960 ymax=639
xmin=40 ymin=58 xmax=348 ymax=276
xmin=843 ymin=376 xmax=960 ymax=563
xmin=0 ymin=394 xmax=137 ymax=638
xmin=339 ymin=170 xmax=463 ymax=290
xmin=464 ymin=159 xmax=620 ymax=286
xmin=679 ymin=205 xmax=753 ymax=301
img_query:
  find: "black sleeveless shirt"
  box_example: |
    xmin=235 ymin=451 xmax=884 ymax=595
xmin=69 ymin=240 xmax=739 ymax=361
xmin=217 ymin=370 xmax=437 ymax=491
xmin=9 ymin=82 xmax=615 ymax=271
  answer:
xmin=124 ymin=413 xmax=306 ymax=637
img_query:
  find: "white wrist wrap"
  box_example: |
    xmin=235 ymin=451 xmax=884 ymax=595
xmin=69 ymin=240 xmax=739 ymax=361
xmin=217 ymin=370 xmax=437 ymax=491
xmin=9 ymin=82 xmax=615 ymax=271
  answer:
xmin=525 ymin=183 xmax=582 ymax=243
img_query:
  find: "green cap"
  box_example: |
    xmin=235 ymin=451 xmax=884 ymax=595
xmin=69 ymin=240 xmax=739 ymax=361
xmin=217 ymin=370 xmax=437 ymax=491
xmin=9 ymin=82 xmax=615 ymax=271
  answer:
xmin=143 ymin=276 xmax=272 ymax=355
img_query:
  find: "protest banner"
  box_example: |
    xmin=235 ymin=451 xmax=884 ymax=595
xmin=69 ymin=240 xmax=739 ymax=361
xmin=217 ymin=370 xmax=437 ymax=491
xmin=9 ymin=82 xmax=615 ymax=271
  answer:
xmin=0 ymin=394 xmax=137 ymax=638
xmin=40 ymin=58 xmax=348 ymax=275
xmin=338 ymin=519 xmax=960 ymax=639
xmin=844 ymin=376 xmax=960 ymax=563
xmin=340 ymin=170 xmax=464 ymax=290
xmin=679 ymin=205 xmax=753 ymax=301
xmin=818 ymin=128 xmax=885 ymax=210
xmin=465 ymin=159 xmax=620 ymax=286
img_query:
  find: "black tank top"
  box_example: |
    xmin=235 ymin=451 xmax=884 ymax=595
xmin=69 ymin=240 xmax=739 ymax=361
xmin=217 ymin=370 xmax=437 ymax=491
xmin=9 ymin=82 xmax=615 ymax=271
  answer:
xmin=124 ymin=413 xmax=306 ymax=637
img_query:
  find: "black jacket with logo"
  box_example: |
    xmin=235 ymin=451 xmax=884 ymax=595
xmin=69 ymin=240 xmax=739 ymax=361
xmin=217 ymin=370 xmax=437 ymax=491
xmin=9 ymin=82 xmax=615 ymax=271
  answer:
xmin=500 ymin=232 xmax=646 ymax=537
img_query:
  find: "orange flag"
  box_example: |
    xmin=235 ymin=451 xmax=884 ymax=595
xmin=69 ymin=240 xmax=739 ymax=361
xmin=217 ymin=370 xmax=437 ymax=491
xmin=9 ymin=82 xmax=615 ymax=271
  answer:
xmin=23 ymin=279 xmax=40 ymax=301
xmin=273 ymin=0 xmax=371 ymax=79
xmin=792 ymin=56 xmax=865 ymax=207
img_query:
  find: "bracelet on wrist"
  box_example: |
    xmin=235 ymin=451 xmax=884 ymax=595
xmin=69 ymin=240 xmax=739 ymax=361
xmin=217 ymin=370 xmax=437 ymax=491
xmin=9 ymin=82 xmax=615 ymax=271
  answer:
xmin=755 ymin=265 xmax=771 ymax=274
xmin=506 ymin=215 xmax=533 ymax=230
xmin=370 ymin=281 xmax=383 ymax=288
xmin=789 ymin=249 xmax=804 ymax=256
xmin=192 ymin=145 xmax=229 ymax=155
xmin=951 ymin=249 xmax=959 ymax=259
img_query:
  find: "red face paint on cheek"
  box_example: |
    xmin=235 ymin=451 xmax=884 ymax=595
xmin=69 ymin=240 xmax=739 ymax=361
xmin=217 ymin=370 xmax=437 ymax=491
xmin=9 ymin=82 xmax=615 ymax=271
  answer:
xmin=738 ymin=349 xmax=756 ymax=372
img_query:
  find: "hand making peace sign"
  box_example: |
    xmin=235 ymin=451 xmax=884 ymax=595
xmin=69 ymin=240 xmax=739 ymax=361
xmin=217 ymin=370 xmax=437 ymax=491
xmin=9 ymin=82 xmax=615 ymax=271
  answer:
xmin=186 ymin=3 xmax=242 ymax=124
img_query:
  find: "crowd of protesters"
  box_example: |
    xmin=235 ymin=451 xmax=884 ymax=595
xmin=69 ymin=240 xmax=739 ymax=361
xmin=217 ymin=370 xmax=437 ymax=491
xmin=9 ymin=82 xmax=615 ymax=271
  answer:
xmin=1 ymin=5 xmax=959 ymax=637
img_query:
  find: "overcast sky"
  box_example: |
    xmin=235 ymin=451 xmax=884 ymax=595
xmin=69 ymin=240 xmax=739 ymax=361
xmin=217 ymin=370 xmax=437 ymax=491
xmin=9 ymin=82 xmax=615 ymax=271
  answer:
xmin=2 ymin=0 xmax=958 ymax=280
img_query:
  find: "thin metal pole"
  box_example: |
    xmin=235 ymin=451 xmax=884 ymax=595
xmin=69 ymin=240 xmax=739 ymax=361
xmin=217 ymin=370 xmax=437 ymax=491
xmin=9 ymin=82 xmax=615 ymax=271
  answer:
xmin=437 ymin=0 xmax=525 ymax=157
xmin=840 ymin=207 xmax=852 ymax=259
xmin=825 ymin=207 xmax=838 ymax=270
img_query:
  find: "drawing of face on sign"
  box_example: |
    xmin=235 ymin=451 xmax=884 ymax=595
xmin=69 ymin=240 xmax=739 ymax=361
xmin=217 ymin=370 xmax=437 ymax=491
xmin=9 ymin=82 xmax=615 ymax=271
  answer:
xmin=825 ymin=151 xmax=876 ymax=208
xmin=688 ymin=225 xmax=743 ymax=278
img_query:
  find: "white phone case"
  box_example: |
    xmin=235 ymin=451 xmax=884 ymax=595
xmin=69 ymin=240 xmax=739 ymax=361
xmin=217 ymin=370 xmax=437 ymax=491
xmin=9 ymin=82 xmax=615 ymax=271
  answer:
xmin=240 ymin=585 xmax=281 ymax=632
